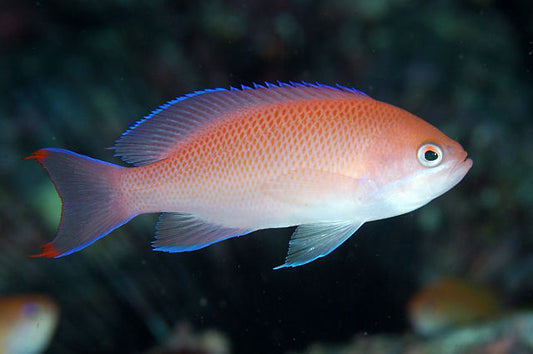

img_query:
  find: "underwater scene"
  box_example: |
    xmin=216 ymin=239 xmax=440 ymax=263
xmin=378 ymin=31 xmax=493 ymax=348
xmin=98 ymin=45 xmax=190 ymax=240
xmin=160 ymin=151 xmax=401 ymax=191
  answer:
xmin=1 ymin=1 xmax=532 ymax=353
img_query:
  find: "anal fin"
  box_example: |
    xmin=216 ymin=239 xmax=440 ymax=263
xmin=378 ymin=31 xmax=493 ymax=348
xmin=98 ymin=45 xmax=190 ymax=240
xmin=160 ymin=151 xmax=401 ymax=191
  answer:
xmin=274 ymin=221 xmax=364 ymax=269
xmin=153 ymin=213 xmax=252 ymax=252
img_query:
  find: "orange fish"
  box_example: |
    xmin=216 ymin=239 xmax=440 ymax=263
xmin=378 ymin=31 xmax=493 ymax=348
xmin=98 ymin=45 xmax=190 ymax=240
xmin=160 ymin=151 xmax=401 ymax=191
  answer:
xmin=407 ymin=277 xmax=500 ymax=336
xmin=0 ymin=294 xmax=59 ymax=354
xmin=27 ymin=82 xmax=472 ymax=268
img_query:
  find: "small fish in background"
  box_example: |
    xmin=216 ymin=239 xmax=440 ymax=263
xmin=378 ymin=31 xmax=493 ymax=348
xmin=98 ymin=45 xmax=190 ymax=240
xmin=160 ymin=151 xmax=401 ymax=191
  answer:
xmin=0 ymin=294 xmax=59 ymax=354
xmin=26 ymin=82 xmax=472 ymax=268
xmin=407 ymin=277 xmax=501 ymax=336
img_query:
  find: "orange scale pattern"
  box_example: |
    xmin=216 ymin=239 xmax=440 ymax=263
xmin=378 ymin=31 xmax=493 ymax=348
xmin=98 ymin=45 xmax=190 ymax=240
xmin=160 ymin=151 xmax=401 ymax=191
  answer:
xmin=120 ymin=97 xmax=398 ymax=217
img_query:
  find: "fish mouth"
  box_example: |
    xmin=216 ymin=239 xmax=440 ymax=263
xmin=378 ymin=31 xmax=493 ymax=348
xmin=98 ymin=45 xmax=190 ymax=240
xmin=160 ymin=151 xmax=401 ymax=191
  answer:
xmin=460 ymin=151 xmax=473 ymax=169
xmin=450 ymin=151 xmax=473 ymax=178
xmin=460 ymin=151 xmax=473 ymax=167
xmin=439 ymin=152 xmax=472 ymax=192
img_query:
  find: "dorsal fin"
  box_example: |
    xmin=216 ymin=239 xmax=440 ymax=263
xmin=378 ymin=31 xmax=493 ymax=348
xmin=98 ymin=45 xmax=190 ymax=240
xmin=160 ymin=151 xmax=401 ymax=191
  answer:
xmin=113 ymin=82 xmax=370 ymax=166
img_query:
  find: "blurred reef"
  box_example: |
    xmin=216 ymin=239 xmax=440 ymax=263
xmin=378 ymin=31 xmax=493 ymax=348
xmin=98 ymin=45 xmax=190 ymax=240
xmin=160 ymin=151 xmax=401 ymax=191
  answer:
xmin=293 ymin=311 xmax=533 ymax=354
xmin=1 ymin=0 xmax=532 ymax=353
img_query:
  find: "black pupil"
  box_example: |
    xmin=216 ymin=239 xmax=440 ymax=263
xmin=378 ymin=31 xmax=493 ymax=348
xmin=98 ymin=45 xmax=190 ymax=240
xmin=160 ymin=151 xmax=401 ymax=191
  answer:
xmin=424 ymin=150 xmax=439 ymax=161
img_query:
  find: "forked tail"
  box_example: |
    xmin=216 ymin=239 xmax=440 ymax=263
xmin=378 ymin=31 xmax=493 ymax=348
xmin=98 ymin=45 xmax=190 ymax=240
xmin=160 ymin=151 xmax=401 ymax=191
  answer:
xmin=25 ymin=148 xmax=135 ymax=257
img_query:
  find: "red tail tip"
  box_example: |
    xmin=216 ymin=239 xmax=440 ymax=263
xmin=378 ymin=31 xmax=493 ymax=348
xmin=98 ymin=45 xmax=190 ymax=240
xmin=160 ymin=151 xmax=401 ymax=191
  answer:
xmin=29 ymin=243 xmax=61 ymax=258
xmin=24 ymin=149 xmax=50 ymax=162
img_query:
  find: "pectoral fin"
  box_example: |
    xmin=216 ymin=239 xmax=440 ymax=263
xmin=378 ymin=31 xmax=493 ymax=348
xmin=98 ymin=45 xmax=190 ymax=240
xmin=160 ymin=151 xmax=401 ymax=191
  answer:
xmin=274 ymin=221 xmax=364 ymax=269
xmin=262 ymin=169 xmax=377 ymax=207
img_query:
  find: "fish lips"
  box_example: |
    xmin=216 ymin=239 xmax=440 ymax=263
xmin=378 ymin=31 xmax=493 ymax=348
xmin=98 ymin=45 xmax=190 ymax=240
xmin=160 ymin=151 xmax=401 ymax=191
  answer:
xmin=448 ymin=151 xmax=473 ymax=185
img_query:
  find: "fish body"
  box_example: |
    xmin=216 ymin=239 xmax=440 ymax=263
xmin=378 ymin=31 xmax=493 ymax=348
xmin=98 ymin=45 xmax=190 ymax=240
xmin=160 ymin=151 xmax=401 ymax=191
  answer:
xmin=408 ymin=277 xmax=500 ymax=336
xmin=0 ymin=295 xmax=59 ymax=354
xmin=27 ymin=82 xmax=472 ymax=268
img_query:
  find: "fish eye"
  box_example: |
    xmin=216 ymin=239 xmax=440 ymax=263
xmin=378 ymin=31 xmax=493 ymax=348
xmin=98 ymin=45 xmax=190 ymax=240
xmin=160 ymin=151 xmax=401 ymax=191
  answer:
xmin=21 ymin=302 xmax=40 ymax=318
xmin=417 ymin=143 xmax=443 ymax=167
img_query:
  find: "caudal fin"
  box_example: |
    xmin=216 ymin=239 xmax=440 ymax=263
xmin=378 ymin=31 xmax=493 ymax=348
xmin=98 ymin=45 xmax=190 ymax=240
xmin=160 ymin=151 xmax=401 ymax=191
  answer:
xmin=25 ymin=148 xmax=135 ymax=257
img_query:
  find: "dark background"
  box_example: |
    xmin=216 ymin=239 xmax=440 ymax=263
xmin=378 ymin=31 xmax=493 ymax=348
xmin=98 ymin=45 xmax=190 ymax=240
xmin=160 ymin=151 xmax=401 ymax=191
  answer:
xmin=1 ymin=1 xmax=532 ymax=353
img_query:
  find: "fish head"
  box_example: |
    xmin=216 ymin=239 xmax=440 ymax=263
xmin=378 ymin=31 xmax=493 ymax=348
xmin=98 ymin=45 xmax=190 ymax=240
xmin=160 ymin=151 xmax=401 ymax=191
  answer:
xmin=366 ymin=107 xmax=473 ymax=217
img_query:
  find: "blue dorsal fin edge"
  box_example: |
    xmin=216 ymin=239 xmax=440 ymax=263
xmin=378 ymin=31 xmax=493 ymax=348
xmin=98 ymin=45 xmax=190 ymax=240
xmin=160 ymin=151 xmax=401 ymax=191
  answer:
xmin=113 ymin=82 xmax=370 ymax=166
